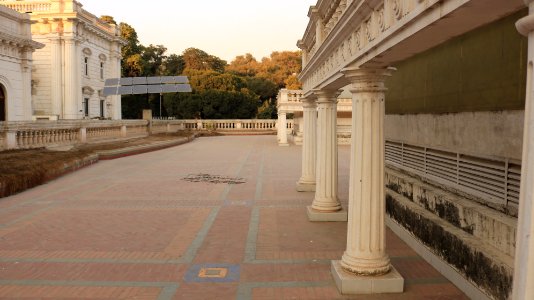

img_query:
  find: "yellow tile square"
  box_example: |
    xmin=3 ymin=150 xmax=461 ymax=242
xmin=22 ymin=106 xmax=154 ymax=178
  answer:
xmin=198 ymin=267 xmax=228 ymax=278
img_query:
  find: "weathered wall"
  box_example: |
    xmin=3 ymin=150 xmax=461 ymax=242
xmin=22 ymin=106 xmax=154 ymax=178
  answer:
xmin=385 ymin=10 xmax=528 ymax=114
xmin=385 ymin=110 xmax=524 ymax=160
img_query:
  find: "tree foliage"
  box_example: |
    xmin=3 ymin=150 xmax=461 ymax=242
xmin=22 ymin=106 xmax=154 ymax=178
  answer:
xmin=118 ymin=23 xmax=302 ymax=119
xmin=227 ymin=53 xmax=260 ymax=77
xmin=182 ymin=48 xmax=226 ymax=73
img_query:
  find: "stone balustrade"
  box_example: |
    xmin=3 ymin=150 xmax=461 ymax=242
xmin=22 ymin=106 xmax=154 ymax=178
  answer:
xmin=0 ymin=119 xmax=282 ymax=151
xmin=1 ymin=1 xmax=51 ymax=12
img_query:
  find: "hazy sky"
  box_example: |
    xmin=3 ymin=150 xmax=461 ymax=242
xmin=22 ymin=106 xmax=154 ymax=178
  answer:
xmin=82 ymin=0 xmax=317 ymax=62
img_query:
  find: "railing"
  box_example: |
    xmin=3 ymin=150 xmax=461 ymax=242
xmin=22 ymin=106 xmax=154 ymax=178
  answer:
xmin=1 ymin=1 xmax=51 ymax=12
xmin=385 ymin=140 xmax=522 ymax=209
xmin=0 ymin=119 xmax=280 ymax=150
xmin=181 ymin=119 xmax=279 ymax=131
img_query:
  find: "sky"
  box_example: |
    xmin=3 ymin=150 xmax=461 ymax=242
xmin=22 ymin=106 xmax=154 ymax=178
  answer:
xmin=82 ymin=0 xmax=317 ymax=62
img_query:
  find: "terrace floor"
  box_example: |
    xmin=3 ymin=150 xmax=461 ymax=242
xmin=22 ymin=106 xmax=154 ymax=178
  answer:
xmin=0 ymin=135 xmax=467 ymax=299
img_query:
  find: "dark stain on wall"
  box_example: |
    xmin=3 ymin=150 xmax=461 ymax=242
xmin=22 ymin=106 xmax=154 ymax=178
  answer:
xmin=386 ymin=194 xmax=513 ymax=299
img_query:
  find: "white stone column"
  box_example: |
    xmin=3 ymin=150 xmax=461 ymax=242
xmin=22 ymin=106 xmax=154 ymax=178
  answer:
xmin=20 ymin=47 xmax=32 ymax=120
xmin=307 ymin=89 xmax=346 ymax=221
xmin=514 ymin=4 xmax=534 ymax=299
xmin=331 ymin=68 xmax=403 ymax=294
xmin=50 ymin=36 xmax=62 ymax=117
xmin=297 ymin=96 xmax=317 ymax=192
xmin=278 ymin=111 xmax=289 ymax=146
xmin=63 ymin=38 xmax=78 ymax=119
xmin=110 ymin=50 xmax=122 ymax=120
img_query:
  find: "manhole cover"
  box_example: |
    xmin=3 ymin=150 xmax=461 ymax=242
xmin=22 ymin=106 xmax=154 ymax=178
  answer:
xmin=182 ymin=174 xmax=246 ymax=184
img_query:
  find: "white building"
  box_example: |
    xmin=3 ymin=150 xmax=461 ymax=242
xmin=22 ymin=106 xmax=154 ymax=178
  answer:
xmin=0 ymin=5 xmax=43 ymax=121
xmin=276 ymin=88 xmax=352 ymax=146
xmin=0 ymin=0 xmax=124 ymax=120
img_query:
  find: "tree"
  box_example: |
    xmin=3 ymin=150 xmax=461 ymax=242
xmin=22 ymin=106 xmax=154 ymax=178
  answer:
xmin=163 ymin=54 xmax=185 ymax=76
xmin=227 ymin=53 xmax=260 ymax=77
xmin=257 ymin=51 xmax=302 ymax=88
xmin=99 ymin=15 xmax=116 ymax=25
xmin=141 ymin=44 xmax=167 ymax=76
xmin=119 ymin=22 xmax=143 ymax=77
xmin=244 ymin=76 xmax=277 ymax=101
xmin=182 ymin=48 xmax=227 ymax=73
xmin=185 ymin=69 xmax=246 ymax=93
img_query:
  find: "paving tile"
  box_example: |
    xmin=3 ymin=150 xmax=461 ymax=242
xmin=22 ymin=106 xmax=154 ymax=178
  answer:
xmin=193 ymin=207 xmax=251 ymax=263
xmin=174 ymin=283 xmax=238 ymax=300
xmin=255 ymin=207 xmax=346 ymax=260
xmin=0 ymin=285 xmax=162 ymax=299
xmin=0 ymin=136 xmax=468 ymax=300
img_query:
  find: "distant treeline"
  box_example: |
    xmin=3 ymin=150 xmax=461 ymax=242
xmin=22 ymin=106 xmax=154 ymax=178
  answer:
xmin=100 ymin=16 xmax=302 ymax=119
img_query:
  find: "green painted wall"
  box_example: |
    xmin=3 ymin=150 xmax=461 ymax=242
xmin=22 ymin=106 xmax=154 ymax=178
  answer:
xmin=385 ymin=10 xmax=528 ymax=115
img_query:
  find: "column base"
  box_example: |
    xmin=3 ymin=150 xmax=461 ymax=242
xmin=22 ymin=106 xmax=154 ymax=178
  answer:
xmin=331 ymin=260 xmax=404 ymax=294
xmin=307 ymin=206 xmax=347 ymax=222
xmin=296 ymin=181 xmax=316 ymax=192
xmin=278 ymin=142 xmax=290 ymax=147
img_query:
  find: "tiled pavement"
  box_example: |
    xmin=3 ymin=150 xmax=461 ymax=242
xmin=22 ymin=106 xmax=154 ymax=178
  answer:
xmin=0 ymin=136 xmax=468 ymax=299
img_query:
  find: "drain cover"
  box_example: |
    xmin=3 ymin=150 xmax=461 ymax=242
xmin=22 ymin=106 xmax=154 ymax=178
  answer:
xmin=182 ymin=173 xmax=246 ymax=184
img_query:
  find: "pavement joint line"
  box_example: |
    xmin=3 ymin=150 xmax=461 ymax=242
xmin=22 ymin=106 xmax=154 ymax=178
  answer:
xmin=253 ymin=143 xmax=266 ymax=204
xmin=157 ymin=284 xmax=180 ymax=300
xmin=244 ymin=206 xmax=260 ymax=263
xmin=236 ymin=281 xmax=332 ymax=300
xmin=245 ymin=259 xmax=332 ymax=265
xmin=179 ymin=206 xmax=221 ymax=263
xmin=0 ymin=279 xmax=180 ymax=289
xmin=222 ymin=137 xmax=257 ymax=204
xmin=0 ymin=257 xmax=186 ymax=264
xmin=0 ymin=257 xmax=333 ymax=265
xmin=405 ymin=277 xmax=451 ymax=285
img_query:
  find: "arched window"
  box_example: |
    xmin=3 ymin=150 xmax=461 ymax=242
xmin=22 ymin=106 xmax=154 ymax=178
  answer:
xmin=0 ymin=84 xmax=5 ymax=121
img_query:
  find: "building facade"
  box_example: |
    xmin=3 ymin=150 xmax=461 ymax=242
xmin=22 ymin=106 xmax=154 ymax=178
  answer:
xmin=0 ymin=0 xmax=124 ymax=120
xmin=276 ymin=88 xmax=352 ymax=146
xmin=297 ymin=0 xmax=533 ymax=298
xmin=0 ymin=5 xmax=43 ymax=121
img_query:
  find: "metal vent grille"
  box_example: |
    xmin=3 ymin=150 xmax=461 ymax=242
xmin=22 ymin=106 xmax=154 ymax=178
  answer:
xmin=385 ymin=140 xmax=521 ymax=207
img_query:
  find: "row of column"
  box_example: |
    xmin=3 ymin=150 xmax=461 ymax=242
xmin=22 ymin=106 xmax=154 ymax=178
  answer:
xmin=295 ymin=3 xmax=534 ymax=296
xmin=297 ymin=67 xmax=401 ymax=291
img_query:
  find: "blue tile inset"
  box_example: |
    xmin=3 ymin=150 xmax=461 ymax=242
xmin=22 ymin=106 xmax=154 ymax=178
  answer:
xmin=184 ymin=263 xmax=240 ymax=283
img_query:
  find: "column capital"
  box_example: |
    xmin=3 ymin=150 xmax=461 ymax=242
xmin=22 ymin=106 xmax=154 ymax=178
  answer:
xmin=312 ymin=89 xmax=342 ymax=103
xmin=342 ymin=67 xmax=394 ymax=93
xmin=516 ymin=14 xmax=534 ymax=36
xmin=301 ymin=95 xmax=317 ymax=108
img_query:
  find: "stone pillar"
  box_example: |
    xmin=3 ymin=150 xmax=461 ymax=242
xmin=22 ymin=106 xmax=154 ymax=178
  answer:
xmin=50 ymin=37 xmax=62 ymax=117
xmin=120 ymin=125 xmax=127 ymax=137
xmin=514 ymin=4 xmax=534 ymax=299
xmin=331 ymin=68 xmax=403 ymax=294
xmin=110 ymin=50 xmax=122 ymax=120
xmin=6 ymin=131 xmax=17 ymax=149
xmin=278 ymin=111 xmax=289 ymax=146
xmin=79 ymin=127 xmax=87 ymax=143
xmin=307 ymin=89 xmax=346 ymax=221
xmin=20 ymin=47 xmax=33 ymax=120
xmin=297 ymin=96 xmax=317 ymax=192
xmin=63 ymin=38 xmax=78 ymax=119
